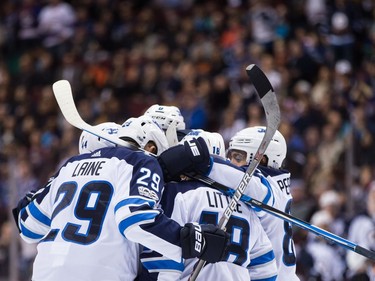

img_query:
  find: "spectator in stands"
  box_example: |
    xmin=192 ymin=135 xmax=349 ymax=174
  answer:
xmin=0 ymin=1 xmax=375 ymax=279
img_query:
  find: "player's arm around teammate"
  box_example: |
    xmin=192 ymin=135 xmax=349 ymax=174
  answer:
xmin=137 ymin=130 xmax=278 ymax=281
xmin=12 ymin=119 xmax=228 ymax=281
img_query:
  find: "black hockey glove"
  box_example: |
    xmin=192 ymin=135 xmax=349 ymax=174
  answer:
xmin=180 ymin=222 xmax=229 ymax=263
xmin=157 ymin=137 xmax=211 ymax=182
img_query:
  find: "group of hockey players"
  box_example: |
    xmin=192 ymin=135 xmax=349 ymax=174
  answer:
xmin=12 ymin=103 xmax=299 ymax=281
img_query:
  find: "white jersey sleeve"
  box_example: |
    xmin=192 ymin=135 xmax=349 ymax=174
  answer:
xmin=138 ymin=181 xmax=278 ymax=281
xmin=207 ymin=157 xmax=275 ymax=216
xmin=17 ymin=147 xmax=183 ymax=281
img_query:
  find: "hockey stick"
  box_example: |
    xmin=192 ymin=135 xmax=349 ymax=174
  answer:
xmin=190 ymin=173 xmax=375 ymax=261
xmin=52 ymin=80 xmax=145 ymax=153
xmin=188 ymin=64 xmax=281 ymax=281
xmin=52 ymin=79 xmax=375 ymax=264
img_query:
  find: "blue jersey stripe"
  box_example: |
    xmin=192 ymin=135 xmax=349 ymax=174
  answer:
xmin=260 ymin=176 xmax=274 ymax=205
xmin=28 ymin=202 xmax=51 ymax=227
xmin=115 ymin=197 xmax=156 ymax=212
xmin=252 ymin=275 xmax=277 ymax=281
xmin=119 ymin=212 xmax=159 ymax=234
xmin=251 ymin=176 xmax=274 ymax=212
xmin=20 ymin=223 xmax=44 ymax=239
xmin=249 ymin=250 xmax=275 ymax=266
xmin=142 ymin=259 xmax=184 ymax=271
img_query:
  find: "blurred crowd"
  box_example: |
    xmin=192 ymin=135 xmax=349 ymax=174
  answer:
xmin=0 ymin=0 xmax=374 ymax=280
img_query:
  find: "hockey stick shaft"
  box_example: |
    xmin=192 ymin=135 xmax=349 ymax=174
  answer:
xmin=190 ymin=173 xmax=375 ymax=261
xmin=189 ymin=65 xmax=281 ymax=281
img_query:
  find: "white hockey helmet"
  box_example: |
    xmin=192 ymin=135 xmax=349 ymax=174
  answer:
xmin=119 ymin=115 xmax=169 ymax=156
xmin=79 ymin=122 xmax=121 ymax=154
xmin=144 ymin=104 xmax=186 ymax=131
xmin=181 ymin=129 xmax=226 ymax=159
xmin=228 ymin=126 xmax=287 ymax=168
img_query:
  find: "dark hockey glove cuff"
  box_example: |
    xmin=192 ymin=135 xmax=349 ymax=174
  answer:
xmin=12 ymin=190 xmax=37 ymax=233
xmin=157 ymin=137 xmax=211 ymax=182
xmin=180 ymin=223 xmax=229 ymax=263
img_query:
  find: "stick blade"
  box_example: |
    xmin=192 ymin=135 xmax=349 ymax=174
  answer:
xmin=246 ymin=64 xmax=280 ymax=155
xmin=52 ymin=80 xmax=147 ymax=152
xmin=52 ymin=80 xmax=85 ymax=129
xmin=246 ymin=64 xmax=274 ymax=98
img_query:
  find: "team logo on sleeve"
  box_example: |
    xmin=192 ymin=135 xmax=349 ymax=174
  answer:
xmin=138 ymin=186 xmax=159 ymax=201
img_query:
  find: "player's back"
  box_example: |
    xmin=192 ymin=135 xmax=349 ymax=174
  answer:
xmin=140 ymin=180 xmax=277 ymax=281
xmin=257 ymin=166 xmax=298 ymax=281
xmin=206 ymin=158 xmax=298 ymax=281
xmin=23 ymin=147 xmax=159 ymax=281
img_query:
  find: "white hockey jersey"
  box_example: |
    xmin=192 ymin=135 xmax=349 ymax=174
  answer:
xmin=17 ymin=147 xmax=183 ymax=281
xmin=138 ymin=180 xmax=278 ymax=281
xmin=207 ymin=158 xmax=299 ymax=281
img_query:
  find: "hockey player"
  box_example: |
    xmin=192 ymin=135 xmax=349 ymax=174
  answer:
xmin=224 ymin=126 xmax=299 ymax=281
xmin=13 ymin=117 xmax=229 ymax=281
xmin=14 ymin=122 xmax=124 ymax=214
xmin=144 ymin=104 xmax=186 ymax=133
xmin=157 ymin=126 xmax=299 ymax=280
xmin=78 ymin=122 xmax=122 ymax=154
xmin=138 ymin=130 xmax=278 ymax=281
xmin=120 ymin=115 xmax=170 ymax=156
xmin=143 ymin=104 xmax=190 ymax=146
